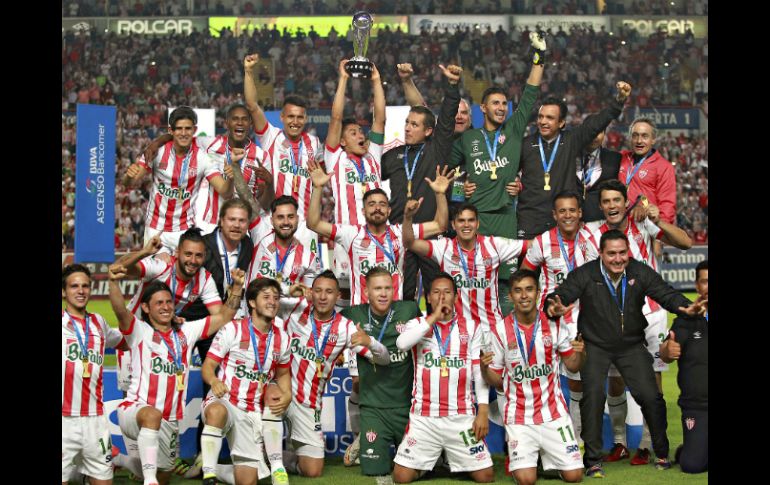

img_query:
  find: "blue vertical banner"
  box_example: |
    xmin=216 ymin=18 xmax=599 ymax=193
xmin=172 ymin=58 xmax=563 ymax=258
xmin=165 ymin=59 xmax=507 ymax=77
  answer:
xmin=75 ymin=104 xmax=116 ymax=263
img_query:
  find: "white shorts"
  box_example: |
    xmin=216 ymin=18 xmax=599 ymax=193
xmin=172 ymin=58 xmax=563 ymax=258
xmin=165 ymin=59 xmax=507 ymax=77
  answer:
xmin=608 ymin=308 xmax=669 ymax=377
xmin=143 ymin=226 xmax=186 ymax=253
xmin=506 ymin=415 xmax=583 ymax=472
xmin=394 ymin=414 xmax=493 ymax=473
xmin=345 ymin=348 xmax=359 ymax=377
xmin=202 ymin=394 xmax=264 ymax=468
xmin=332 ymin=242 xmax=351 ymax=289
xmin=62 ymin=415 xmax=113 ymax=482
xmin=117 ymin=402 xmax=178 ymax=471
xmin=286 ymin=400 xmax=325 ymax=457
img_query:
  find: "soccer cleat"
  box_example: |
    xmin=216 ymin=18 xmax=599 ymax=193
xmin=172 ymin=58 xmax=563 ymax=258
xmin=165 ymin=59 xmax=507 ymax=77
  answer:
xmin=271 ymin=466 xmax=290 ymax=485
xmin=172 ymin=456 xmax=191 ymax=476
xmin=586 ymin=464 xmax=605 ymax=478
xmin=202 ymin=477 xmax=217 ymax=485
xmin=127 ymin=472 xmax=142 ymax=482
xmin=604 ymin=443 xmax=629 ymax=462
xmin=184 ymin=452 xmax=203 ymax=478
xmin=655 ymin=457 xmax=672 ymax=470
xmin=630 ymin=448 xmax=651 ymax=465
xmin=343 ymin=433 xmax=361 ymax=467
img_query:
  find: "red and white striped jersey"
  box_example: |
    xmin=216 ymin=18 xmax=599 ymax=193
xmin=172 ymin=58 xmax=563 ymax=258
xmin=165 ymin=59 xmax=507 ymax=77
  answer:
xmin=406 ymin=315 xmax=484 ymax=417
xmin=325 ymin=143 xmax=383 ymax=226
xmin=426 ymin=236 xmax=527 ymax=329
xmin=207 ymin=317 xmax=291 ymax=412
xmin=136 ymin=140 xmax=222 ymax=232
xmin=523 ymin=227 xmax=597 ymax=327
xmin=127 ymin=256 xmax=222 ymax=318
xmin=62 ymin=311 xmax=124 ymax=417
xmin=119 ymin=316 xmax=212 ymax=421
xmin=330 ymin=223 xmax=424 ymax=305
xmin=489 ymin=311 xmax=574 ymax=425
xmin=283 ymin=298 xmax=372 ymax=410
xmin=256 ymin=123 xmax=323 ymax=220
xmin=246 ymin=215 xmax=320 ymax=293
xmin=195 ymin=135 xmax=268 ymax=226
xmin=584 ymin=217 xmax=663 ymax=313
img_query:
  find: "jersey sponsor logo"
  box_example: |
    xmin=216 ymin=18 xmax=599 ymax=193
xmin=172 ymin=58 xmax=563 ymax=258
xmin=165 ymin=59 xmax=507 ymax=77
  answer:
xmin=234 ymin=364 xmax=265 ymax=382
xmin=366 ymin=430 xmax=377 ymax=442
xmin=345 ymin=171 xmax=378 ymax=184
xmin=423 ymin=352 xmax=466 ymax=369
xmin=359 ymin=259 xmax=397 ymax=275
xmin=66 ymin=342 xmax=105 ymax=366
xmin=157 ymin=182 xmax=190 ymax=200
xmin=390 ymin=350 xmax=410 ymax=363
xmin=511 ymin=362 xmax=554 ymax=383
xmin=151 ymin=356 xmax=183 ymax=375
xmin=257 ymin=261 xmax=281 ymax=279
xmin=290 ymin=337 xmax=323 ymax=362
xmin=279 ymin=159 xmax=310 ymax=178
xmin=453 ymin=273 xmax=491 ymax=289
xmin=473 ymin=156 xmax=510 ymax=175
xmin=469 ymin=443 xmax=486 ymax=455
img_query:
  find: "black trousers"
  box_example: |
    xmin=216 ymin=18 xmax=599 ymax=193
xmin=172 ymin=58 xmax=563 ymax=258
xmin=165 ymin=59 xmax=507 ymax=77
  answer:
xmin=580 ymin=341 xmax=669 ymax=467
xmin=679 ymin=407 xmax=708 ymax=473
xmin=402 ymin=249 xmax=441 ymax=309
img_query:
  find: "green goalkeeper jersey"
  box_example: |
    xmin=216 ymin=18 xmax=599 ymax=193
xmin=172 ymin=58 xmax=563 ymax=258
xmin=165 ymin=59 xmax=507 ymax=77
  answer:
xmin=342 ymin=301 xmax=421 ymax=409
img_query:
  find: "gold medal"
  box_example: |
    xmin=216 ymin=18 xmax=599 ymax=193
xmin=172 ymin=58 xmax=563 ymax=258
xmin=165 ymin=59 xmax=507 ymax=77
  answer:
xmin=275 ymin=272 xmax=283 ymax=284
xmin=440 ymin=357 xmax=449 ymax=377
xmin=407 ymin=180 xmax=412 ymax=198
xmin=544 ymin=172 xmax=551 ymax=191
xmin=292 ymin=175 xmax=300 ymax=195
xmin=361 ymin=184 xmax=367 ymax=196
xmin=641 ymin=195 xmax=650 ymax=208
xmin=316 ymin=357 xmax=325 ymax=378
xmin=82 ymin=358 xmax=91 ymax=378
xmin=176 ymin=371 xmax=185 ymax=391
xmin=177 ymin=188 xmax=185 ymax=200
xmin=259 ymin=373 xmax=268 ymax=384
xmin=489 ymin=162 xmax=498 ymax=180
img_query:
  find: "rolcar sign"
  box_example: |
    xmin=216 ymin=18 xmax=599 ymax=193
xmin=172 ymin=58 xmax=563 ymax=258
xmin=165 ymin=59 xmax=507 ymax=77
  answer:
xmin=111 ymin=18 xmax=208 ymax=35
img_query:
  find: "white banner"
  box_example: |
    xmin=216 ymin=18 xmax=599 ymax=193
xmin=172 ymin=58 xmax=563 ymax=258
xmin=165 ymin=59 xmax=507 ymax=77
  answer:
xmin=410 ymin=15 xmax=509 ymax=34
xmin=511 ymin=15 xmax=610 ymax=32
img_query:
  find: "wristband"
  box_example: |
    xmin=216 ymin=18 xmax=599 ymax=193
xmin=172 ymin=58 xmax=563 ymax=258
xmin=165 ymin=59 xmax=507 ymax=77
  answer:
xmin=532 ymin=49 xmax=546 ymax=65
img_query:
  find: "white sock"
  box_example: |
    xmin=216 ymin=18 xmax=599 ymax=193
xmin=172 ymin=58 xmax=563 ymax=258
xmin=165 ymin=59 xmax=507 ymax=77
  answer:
xmin=113 ymin=452 xmax=144 ymax=478
xmin=607 ymin=394 xmax=628 ymax=445
xmin=262 ymin=407 xmax=285 ymax=471
xmin=569 ymin=391 xmax=583 ymax=444
xmin=283 ymin=449 xmax=299 ymax=474
xmin=137 ymin=428 xmax=159 ymax=485
xmin=638 ymin=418 xmax=652 ymax=450
xmin=201 ymin=424 xmax=224 ymax=479
xmin=215 ymin=463 xmax=235 ymax=484
xmin=348 ymin=390 xmax=360 ymax=434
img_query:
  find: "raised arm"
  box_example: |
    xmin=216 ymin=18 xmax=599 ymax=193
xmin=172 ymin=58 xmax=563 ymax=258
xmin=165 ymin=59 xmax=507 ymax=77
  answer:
xmin=107 ymin=264 xmax=134 ymax=331
xmin=648 ymin=205 xmax=692 ymax=249
xmin=371 ymin=63 xmax=386 ymax=134
xmin=114 ymin=236 xmax=163 ymax=278
xmin=306 ymin=159 xmax=334 ymax=238
xmin=571 ymin=81 xmax=631 ymax=149
xmin=402 ymin=198 xmax=432 ymax=257
xmin=244 ymin=53 xmax=268 ymax=133
xmin=431 ymin=64 xmax=462 ymax=157
xmin=420 ymin=165 xmax=458 ymax=237
xmin=326 ymin=59 xmax=350 ymax=149
xmin=525 ymin=32 xmax=547 ymax=86
xmin=228 ymin=154 xmax=266 ymax=223
xmin=397 ymin=63 xmax=426 ymax=107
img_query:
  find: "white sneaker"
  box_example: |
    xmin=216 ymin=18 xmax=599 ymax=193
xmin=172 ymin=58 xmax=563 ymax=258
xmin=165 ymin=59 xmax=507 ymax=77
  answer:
xmin=344 ymin=433 xmax=361 ymax=467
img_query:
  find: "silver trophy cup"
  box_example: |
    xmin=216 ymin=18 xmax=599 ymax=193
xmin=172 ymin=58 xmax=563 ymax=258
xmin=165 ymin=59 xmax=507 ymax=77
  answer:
xmin=345 ymin=11 xmax=374 ymax=78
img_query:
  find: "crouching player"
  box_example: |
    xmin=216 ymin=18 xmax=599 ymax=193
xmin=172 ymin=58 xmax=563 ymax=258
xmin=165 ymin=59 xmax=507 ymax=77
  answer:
xmin=481 ymin=270 xmax=586 ymax=484
xmin=392 ymin=273 xmax=495 ymax=483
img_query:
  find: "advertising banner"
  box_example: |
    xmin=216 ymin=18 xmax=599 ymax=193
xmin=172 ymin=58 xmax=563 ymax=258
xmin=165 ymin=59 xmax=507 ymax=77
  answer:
xmin=410 ymin=15 xmax=509 ymax=34
xmin=625 ymin=106 xmax=701 ymax=130
xmin=511 ymin=15 xmax=610 ymax=32
xmin=209 ymin=16 xmax=408 ymax=37
xmin=611 ymin=16 xmax=708 ymax=37
xmin=109 ymin=17 xmax=209 ymax=35
xmin=75 ymin=104 xmax=116 ymax=263
xmin=660 ymin=245 xmax=708 ymax=291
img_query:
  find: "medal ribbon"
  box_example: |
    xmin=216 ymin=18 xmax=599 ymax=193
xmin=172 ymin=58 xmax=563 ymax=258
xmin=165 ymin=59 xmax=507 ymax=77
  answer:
xmin=274 ymin=238 xmax=296 ymax=280
xmin=625 ymin=152 xmax=651 ymax=186
xmin=512 ymin=313 xmax=540 ymax=369
xmin=581 ymin=150 xmax=598 ymax=188
xmin=556 ymin=230 xmax=576 ymax=273
xmin=158 ymin=329 xmax=184 ymax=373
xmin=66 ymin=311 xmax=90 ymax=361
xmin=310 ymin=310 xmax=336 ymax=369
xmin=248 ymin=317 xmax=274 ymax=375
xmin=368 ymin=307 xmax=394 ymax=342
xmin=600 ymin=263 xmax=627 ymax=317
xmin=177 ymin=145 xmax=194 ymax=194
xmin=217 ymin=229 xmax=241 ymax=286
xmin=454 ymin=239 xmax=478 ymax=282
xmin=538 ymin=133 xmax=562 ymax=176
xmin=365 ymin=228 xmax=396 ymax=266
xmin=481 ymin=127 xmax=502 ymax=164
xmin=432 ymin=317 xmax=457 ymax=359
xmin=351 ymin=155 xmax=368 ymax=185
xmin=403 ymin=144 xmax=425 ymax=183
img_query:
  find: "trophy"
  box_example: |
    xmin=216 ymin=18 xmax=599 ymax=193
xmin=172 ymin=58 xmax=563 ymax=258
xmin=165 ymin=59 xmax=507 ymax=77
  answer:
xmin=345 ymin=11 xmax=374 ymax=78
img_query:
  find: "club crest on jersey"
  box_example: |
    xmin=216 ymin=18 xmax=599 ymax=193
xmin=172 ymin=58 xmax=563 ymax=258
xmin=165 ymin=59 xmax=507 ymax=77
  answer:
xmin=396 ymin=323 xmax=408 ymax=334
xmin=638 ymin=169 xmax=648 ymax=179
xmin=510 ymin=440 xmax=518 ymax=450
xmin=498 ymin=134 xmax=506 ymax=144
xmin=328 ymin=333 xmax=338 ymax=343
xmin=366 ymin=430 xmax=378 ymax=443
xmin=542 ymin=335 xmax=552 ymax=347
xmin=628 ymin=278 xmax=635 ymax=286
xmin=633 ymin=233 xmax=644 ymax=245
xmin=407 ymin=436 xmax=417 ymax=447
xmin=459 ymin=333 xmax=470 ymax=344
xmin=188 ymin=167 xmax=197 ymax=179
xmin=451 ymin=254 xmax=460 ymax=264
xmin=483 ymin=257 xmax=493 ymax=266
xmin=360 ymin=239 xmax=371 ymax=249
xmin=509 ymin=340 xmax=518 ymax=350
xmin=685 ymin=417 xmax=695 ymax=430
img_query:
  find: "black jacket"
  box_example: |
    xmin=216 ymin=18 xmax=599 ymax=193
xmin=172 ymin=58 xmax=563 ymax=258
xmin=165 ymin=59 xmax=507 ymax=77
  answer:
xmin=544 ymin=258 xmax=691 ymax=352
xmin=180 ymin=229 xmax=254 ymax=321
xmin=517 ymin=97 xmax=624 ymax=237
xmin=581 ymin=147 xmax=621 ymax=223
xmin=382 ymin=81 xmax=460 ymax=225
xmin=669 ymin=315 xmax=708 ymax=410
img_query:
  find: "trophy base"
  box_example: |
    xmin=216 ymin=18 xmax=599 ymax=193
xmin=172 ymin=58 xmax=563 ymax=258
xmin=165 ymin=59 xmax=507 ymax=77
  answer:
xmin=345 ymin=59 xmax=373 ymax=79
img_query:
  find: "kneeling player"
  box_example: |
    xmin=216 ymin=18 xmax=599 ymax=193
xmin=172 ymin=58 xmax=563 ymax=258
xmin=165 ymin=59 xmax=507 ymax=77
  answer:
xmin=200 ymin=278 xmax=293 ymax=485
xmin=481 ymin=270 xmax=586 ymax=485
xmin=393 ymin=273 xmax=494 ymax=483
